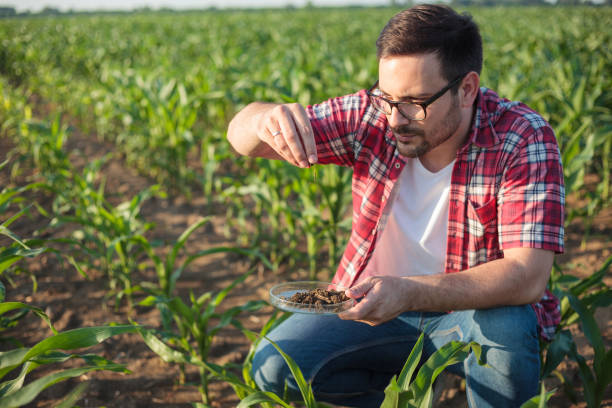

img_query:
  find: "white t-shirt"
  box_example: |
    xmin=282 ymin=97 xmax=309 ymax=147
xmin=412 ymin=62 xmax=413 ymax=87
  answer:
xmin=358 ymin=157 xmax=455 ymax=283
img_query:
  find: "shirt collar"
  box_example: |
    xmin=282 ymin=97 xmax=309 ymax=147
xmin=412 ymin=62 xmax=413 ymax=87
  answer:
xmin=461 ymin=87 xmax=501 ymax=152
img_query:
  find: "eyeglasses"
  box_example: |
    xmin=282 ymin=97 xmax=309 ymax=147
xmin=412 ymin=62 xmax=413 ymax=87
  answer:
xmin=366 ymin=74 xmax=466 ymax=121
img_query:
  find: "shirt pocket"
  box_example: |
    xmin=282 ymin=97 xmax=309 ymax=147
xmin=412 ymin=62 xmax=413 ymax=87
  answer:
xmin=468 ymin=197 xmax=497 ymax=231
xmin=466 ymin=197 xmax=500 ymax=259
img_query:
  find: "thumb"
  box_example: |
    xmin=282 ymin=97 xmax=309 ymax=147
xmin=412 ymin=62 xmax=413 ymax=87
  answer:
xmin=346 ymin=279 xmax=375 ymax=299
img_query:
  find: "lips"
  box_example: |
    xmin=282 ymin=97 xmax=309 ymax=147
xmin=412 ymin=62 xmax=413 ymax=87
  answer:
xmin=395 ymin=133 xmax=421 ymax=143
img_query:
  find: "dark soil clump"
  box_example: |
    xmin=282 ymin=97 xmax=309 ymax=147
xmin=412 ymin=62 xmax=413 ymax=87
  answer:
xmin=283 ymin=288 xmax=349 ymax=310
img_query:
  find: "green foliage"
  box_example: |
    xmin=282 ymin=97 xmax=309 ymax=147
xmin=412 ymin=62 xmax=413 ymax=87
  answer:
xmin=380 ymin=332 xmax=485 ymax=408
xmin=2 ymin=6 xmax=609 ymax=270
xmin=542 ymin=256 xmax=612 ymax=407
xmin=137 ymin=268 xmax=268 ymax=405
xmin=0 ymin=286 xmax=136 ymax=408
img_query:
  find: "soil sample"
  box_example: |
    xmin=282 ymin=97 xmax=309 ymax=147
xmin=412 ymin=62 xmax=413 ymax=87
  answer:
xmin=282 ymin=288 xmax=350 ymax=312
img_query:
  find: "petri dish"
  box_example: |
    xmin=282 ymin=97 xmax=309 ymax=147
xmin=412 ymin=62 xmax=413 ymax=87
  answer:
xmin=269 ymin=281 xmax=355 ymax=314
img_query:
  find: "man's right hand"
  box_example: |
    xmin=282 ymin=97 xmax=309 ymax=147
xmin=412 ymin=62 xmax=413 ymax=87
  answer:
xmin=227 ymin=101 xmax=318 ymax=168
xmin=256 ymin=103 xmax=318 ymax=168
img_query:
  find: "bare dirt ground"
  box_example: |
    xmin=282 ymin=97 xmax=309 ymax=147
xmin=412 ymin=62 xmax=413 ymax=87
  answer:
xmin=0 ymin=126 xmax=610 ymax=408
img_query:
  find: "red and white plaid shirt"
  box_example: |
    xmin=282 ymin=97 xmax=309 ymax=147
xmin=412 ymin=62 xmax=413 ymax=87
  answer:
xmin=307 ymin=87 xmax=565 ymax=341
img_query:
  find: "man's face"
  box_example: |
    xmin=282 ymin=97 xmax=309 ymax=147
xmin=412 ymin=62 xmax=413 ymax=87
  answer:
xmin=377 ymin=53 xmax=462 ymax=158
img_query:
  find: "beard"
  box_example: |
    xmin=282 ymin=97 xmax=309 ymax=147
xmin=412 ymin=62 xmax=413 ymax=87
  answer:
xmin=391 ymin=95 xmax=461 ymax=158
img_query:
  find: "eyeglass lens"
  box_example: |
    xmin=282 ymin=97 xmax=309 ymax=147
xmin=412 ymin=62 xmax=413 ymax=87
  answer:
xmin=370 ymin=96 xmax=426 ymax=120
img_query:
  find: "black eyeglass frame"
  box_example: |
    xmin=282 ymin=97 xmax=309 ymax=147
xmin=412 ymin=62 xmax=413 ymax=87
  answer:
xmin=366 ymin=74 xmax=466 ymax=121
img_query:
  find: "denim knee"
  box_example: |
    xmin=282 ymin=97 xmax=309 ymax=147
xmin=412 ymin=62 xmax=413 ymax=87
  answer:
xmin=469 ymin=305 xmax=539 ymax=354
xmin=462 ymin=306 xmax=541 ymax=407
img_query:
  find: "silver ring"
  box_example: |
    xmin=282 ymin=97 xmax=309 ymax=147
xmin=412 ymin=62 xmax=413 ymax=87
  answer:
xmin=271 ymin=130 xmax=281 ymax=137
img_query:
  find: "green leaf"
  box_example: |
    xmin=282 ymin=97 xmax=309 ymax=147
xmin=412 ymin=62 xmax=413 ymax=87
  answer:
xmin=380 ymin=375 xmax=401 ymax=408
xmin=236 ymin=391 xmax=292 ymax=408
xmin=541 ymin=330 xmax=573 ymax=378
xmin=0 ymin=349 xmax=28 ymax=380
xmin=263 ymin=335 xmax=318 ymax=407
xmin=409 ymin=341 xmax=483 ymax=405
xmin=397 ymin=332 xmax=425 ymax=391
xmin=24 ymin=325 xmax=138 ymax=363
xmin=54 ymin=382 xmax=89 ymax=408
xmin=167 ymin=217 xmax=210 ymax=275
xmin=0 ymin=363 xmax=125 ymax=408
xmin=567 ymin=294 xmax=605 ymax=373
xmin=137 ymin=329 xmax=189 ymax=364
xmin=595 ymin=348 xmax=612 ymax=401
xmin=0 ymin=302 xmax=56 ymax=334
xmin=570 ymin=255 xmax=612 ymax=296
xmin=519 ymin=382 xmax=555 ymax=408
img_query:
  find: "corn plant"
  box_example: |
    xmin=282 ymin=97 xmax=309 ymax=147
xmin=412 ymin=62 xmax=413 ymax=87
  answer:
xmin=0 ymin=177 xmax=48 ymax=290
xmin=41 ymin=158 xmax=158 ymax=309
xmin=236 ymin=334 xmax=333 ymax=408
xmin=138 ymin=268 xmax=268 ymax=405
xmin=136 ymin=216 xmax=272 ymax=298
xmin=290 ymin=165 xmax=352 ymax=279
xmin=379 ymin=331 xmax=484 ymax=408
xmin=136 ymin=323 xmax=264 ymax=408
xmin=541 ymin=255 xmax=612 ymax=407
xmin=221 ymin=160 xmax=299 ymax=270
xmin=97 ymin=70 xmax=201 ymax=197
xmin=519 ymin=384 xmax=556 ymax=408
xmin=237 ymin=309 xmax=291 ymax=405
xmin=199 ymin=133 xmax=232 ymax=210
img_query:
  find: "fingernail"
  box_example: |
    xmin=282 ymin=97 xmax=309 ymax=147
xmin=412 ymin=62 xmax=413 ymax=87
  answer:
xmin=308 ymin=155 xmax=317 ymax=163
xmin=300 ymin=161 xmax=309 ymax=168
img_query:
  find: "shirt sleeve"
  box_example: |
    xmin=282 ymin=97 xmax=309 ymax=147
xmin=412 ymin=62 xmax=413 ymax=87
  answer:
xmin=306 ymin=90 xmax=372 ymax=167
xmin=497 ymin=115 xmax=565 ymax=253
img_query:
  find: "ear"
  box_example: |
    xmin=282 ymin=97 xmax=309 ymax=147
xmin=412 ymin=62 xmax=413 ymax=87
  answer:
xmin=459 ymin=71 xmax=480 ymax=108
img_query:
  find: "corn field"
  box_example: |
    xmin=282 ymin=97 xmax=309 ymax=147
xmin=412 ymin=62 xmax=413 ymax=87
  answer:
xmin=0 ymin=5 xmax=610 ymax=408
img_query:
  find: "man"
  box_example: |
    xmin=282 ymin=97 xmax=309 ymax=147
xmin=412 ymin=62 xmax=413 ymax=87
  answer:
xmin=227 ymin=4 xmax=564 ymax=407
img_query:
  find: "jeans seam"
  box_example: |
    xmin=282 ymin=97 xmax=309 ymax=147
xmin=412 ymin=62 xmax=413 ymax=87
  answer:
xmin=307 ymin=334 xmax=420 ymax=384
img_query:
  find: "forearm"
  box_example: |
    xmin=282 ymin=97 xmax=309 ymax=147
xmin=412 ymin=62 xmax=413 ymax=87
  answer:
xmin=227 ymin=102 xmax=279 ymax=159
xmin=401 ymin=249 xmax=552 ymax=312
xmin=340 ymin=248 xmax=553 ymax=325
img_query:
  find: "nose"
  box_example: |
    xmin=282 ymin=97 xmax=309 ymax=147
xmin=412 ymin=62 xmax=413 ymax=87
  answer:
xmin=387 ymin=105 xmax=410 ymax=129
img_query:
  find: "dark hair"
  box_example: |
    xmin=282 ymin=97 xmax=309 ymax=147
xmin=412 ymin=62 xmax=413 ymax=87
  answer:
xmin=376 ymin=4 xmax=482 ymax=83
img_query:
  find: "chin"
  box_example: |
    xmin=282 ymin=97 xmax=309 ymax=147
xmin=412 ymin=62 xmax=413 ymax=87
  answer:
xmin=397 ymin=143 xmax=429 ymax=158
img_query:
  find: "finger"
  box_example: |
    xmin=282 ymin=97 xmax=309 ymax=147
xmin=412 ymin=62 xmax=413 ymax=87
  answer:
xmin=290 ymin=104 xmax=318 ymax=164
xmin=265 ymin=117 xmax=300 ymax=166
xmin=346 ymin=279 xmax=375 ymax=299
xmin=268 ymin=127 xmax=286 ymax=154
xmin=338 ymin=296 xmax=374 ymax=320
xmin=277 ymin=109 xmax=310 ymax=168
xmin=357 ymin=319 xmax=380 ymax=327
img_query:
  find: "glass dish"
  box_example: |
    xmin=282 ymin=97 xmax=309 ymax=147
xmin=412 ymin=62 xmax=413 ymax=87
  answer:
xmin=269 ymin=281 xmax=355 ymax=314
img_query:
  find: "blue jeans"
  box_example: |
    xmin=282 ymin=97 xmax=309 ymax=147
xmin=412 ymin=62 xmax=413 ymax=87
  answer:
xmin=251 ymin=305 xmax=540 ymax=407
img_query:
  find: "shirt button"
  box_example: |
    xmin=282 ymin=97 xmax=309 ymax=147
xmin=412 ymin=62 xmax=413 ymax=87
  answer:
xmin=394 ymin=163 xmax=400 ymax=169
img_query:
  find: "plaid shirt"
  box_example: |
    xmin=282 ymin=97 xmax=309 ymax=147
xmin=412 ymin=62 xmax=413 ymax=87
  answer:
xmin=307 ymin=87 xmax=565 ymax=341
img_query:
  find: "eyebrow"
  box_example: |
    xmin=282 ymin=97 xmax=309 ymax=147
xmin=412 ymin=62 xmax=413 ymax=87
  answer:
xmin=378 ymin=86 xmax=430 ymax=101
